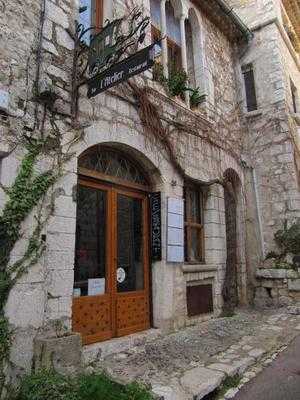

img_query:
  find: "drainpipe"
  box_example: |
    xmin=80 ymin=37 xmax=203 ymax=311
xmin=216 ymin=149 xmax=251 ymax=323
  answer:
xmin=212 ymin=0 xmax=254 ymax=42
xmin=252 ymin=168 xmax=265 ymax=259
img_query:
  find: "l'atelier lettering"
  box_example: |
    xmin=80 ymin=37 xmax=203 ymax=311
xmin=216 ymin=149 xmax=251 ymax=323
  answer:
xmin=99 ymin=71 xmax=125 ymax=89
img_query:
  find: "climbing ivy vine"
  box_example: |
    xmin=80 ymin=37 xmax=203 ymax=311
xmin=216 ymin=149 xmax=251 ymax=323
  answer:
xmin=0 ymin=139 xmax=60 ymax=395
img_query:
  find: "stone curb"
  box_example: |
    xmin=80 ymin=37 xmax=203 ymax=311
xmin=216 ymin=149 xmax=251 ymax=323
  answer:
xmin=216 ymin=342 xmax=296 ymax=400
xmin=152 ymin=339 xmax=297 ymax=400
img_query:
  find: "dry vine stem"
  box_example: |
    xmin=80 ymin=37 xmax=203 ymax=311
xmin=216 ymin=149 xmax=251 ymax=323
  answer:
xmin=127 ymin=80 xmax=186 ymax=176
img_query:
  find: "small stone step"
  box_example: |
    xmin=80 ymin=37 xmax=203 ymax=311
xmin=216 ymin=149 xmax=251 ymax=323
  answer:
xmin=180 ymin=366 xmax=225 ymax=399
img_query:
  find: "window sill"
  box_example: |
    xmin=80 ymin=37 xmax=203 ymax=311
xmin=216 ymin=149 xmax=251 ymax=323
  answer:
xmin=182 ymin=263 xmax=218 ymax=273
xmin=148 ymin=80 xmax=209 ymax=118
xmin=245 ymin=109 xmax=262 ymax=118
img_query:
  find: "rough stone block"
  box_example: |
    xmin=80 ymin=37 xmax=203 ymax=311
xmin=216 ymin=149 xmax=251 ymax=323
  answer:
xmin=47 ymin=215 xmax=76 ymax=234
xmin=47 ymin=65 xmax=69 ymax=82
xmin=287 ymin=270 xmax=299 ymax=279
xmin=207 ymin=362 xmax=239 ymax=377
xmin=254 ymin=287 xmax=274 ymax=309
xmin=34 ymin=334 xmax=82 ymax=375
xmin=47 ymin=269 xmax=74 ymax=297
xmin=53 ymin=195 xmax=76 ymax=218
xmin=256 ymin=269 xmax=287 ymax=279
xmin=56 ymin=26 xmax=74 ymax=50
xmin=287 ymin=305 xmax=300 ymax=315
xmin=231 ymin=357 xmax=255 ymax=374
xmin=46 ymin=250 xmax=75 ymax=270
xmin=47 ymin=231 xmax=75 ymax=252
xmin=151 ymin=383 xmax=186 ymax=400
xmin=42 ymin=39 xmax=59 ymax=56
xmin=5 ymin=283 xmax=46 ymax=329
xmin=248 ymin=348 xmax=266 ymax=360
xmin=10 ymin=328 xmax=36 ymax=372
xmin=278 ymin=296 xmax=293 ymax=307
xmin=43 ymin=19 xmax=53 ymax=40
xmin=180 ymin=366 xmax=224 ymax=399
xmin=45 ymin=1 xmax=69 ymax=28
xmin=225 ymin=388 xmax=239 ymax=399
xmin=16 ymin=261 xmax=45 ymax=284
xmin=288 ymin=279 xmax=300 ymax=292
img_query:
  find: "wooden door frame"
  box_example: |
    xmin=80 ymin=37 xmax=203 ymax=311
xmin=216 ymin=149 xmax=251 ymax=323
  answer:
xmin=73 ymin=176 xmax=151 ymax=344
xmin=114 ymin=187 xmax=150 ymax=337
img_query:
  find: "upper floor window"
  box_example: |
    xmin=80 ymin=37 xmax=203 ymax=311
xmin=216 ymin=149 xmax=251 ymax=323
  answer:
xmin=242 ymin=64 xmax=258 ymax=112
xmin=150 ymin=0 xmax=182 ymax=74
xmin=79 ymin=0 xmax=103 ymax=42
xmin=184 ymin=183 xmax=205 ymax=263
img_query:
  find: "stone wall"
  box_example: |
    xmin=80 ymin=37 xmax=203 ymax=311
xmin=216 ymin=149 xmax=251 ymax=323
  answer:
xmin=232 ymin=0 xmax=300 ymax=259
xmin=255 ymin=268 xmax=300 ymax=308
xmin=0 ymin=0 xmax=249 ymax=384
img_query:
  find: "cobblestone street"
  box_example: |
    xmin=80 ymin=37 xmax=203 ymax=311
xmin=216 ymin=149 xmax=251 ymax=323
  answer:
xmin=84 ymin=307 xmax=300 ymax=399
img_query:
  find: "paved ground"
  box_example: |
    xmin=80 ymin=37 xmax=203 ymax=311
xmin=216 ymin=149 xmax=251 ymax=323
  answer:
xmin=83 ymin=306 xmax=300 ymax=400
xmin=233 ymin=335 xmax=300 ymax=400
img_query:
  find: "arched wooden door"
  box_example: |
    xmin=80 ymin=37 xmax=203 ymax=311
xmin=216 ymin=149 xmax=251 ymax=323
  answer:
xmin=72 ymin=146 xmax=151 ymax=345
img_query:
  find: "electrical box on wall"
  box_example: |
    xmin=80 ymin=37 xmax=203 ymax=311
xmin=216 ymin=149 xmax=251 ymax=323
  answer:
xmin=0 ymin=89 xmax=10 ymax=113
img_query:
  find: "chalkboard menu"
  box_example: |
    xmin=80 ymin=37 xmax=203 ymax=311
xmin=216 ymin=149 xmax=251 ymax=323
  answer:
xmin=149 ymin=192 xmax=162 ymax=261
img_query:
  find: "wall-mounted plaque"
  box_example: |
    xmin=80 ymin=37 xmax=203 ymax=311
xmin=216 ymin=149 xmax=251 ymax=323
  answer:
xmin=167 ymin=197 xmax=184 ymax=263
xmin=150 ymin=192 xmax=162 ymax=261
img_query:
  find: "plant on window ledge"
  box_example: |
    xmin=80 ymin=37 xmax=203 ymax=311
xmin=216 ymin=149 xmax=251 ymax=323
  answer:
xmin=187 ymin=87 xmax=206 ymax=109
xmin=152 ymin=63 xmax=206 ymax=109
xmin=152 ymin=61 xmax=188 ymax=98
xmin=167 ymin=64 xmax=188 ymax=98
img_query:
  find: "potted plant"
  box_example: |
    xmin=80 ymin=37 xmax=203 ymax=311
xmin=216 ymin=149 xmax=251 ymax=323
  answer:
xmin=188 ymin=87 xmax=206 ymax=109
xmin=167 ymin=64 xmax=188 ymax=100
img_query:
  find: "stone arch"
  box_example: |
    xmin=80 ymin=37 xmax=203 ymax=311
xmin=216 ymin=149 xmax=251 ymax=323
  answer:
xmin=72 ymin=123 xmax=172 ymax=190
xmin=77 ymin=142 xmax=162 ymax=190
xmin=222 ymin=168 xmax=244 ymax=313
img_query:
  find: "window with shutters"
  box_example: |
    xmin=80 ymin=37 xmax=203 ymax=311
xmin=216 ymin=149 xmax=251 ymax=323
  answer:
xmin=242 ymin=64 xmax=258 ymax=112
xmin=79 ymin=0 xmax=103 ymax=43
xmin=184 ymin=183 xmax=205 ymax=263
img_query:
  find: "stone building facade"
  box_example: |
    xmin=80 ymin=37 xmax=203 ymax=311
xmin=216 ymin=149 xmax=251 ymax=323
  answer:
xmin=231 ymin=0 xmax=300 ymax=254
xmin=0 ymin=0 xmax=298 ymax=390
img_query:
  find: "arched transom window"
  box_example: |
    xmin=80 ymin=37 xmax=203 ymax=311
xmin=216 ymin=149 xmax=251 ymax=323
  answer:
xmin=78 ymin=146 xmax=149 ymax=187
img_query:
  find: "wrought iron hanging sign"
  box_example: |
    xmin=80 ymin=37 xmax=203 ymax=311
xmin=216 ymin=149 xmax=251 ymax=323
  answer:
xmin=72 ymin=6 xmax=158 ymax=108
xmin=87 ymin=43 xmax=156 ymax=98
xmin=88 ymin=7 xmax=150 ymax=76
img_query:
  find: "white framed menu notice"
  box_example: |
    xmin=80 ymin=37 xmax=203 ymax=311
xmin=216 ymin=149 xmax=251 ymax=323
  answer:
xmin=88 ymin=278 xmax=105 ymax=296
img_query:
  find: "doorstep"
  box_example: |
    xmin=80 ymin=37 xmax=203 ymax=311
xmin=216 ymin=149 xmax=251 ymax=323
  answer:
xmin=83 ymin=328 xmax=162 ymax=365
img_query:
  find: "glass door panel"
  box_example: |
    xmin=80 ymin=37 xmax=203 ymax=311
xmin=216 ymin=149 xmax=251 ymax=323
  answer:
xmin=117 ymin=194 xmax=144 ymax=293
xmin=74 ymin=185 xmax=107 ymax=297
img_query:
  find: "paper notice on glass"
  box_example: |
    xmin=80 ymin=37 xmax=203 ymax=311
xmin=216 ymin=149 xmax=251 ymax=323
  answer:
xmin=88 ymin=278 xmax=105 ymax=296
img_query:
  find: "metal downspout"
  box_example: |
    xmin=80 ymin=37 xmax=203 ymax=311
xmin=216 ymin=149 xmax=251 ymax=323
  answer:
xmin=252 ymin=168 xmax=265 ymax=259
xmin=213 ymin=0 xmax=254 ymax=41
